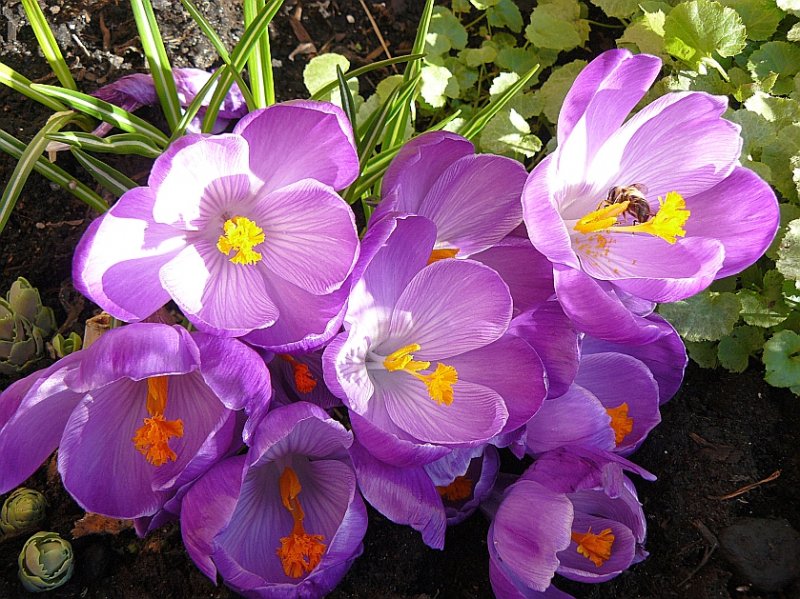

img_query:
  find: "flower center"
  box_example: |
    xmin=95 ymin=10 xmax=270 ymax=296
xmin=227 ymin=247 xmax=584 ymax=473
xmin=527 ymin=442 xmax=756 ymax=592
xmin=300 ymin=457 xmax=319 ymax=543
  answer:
xmin=606 ymin=402 xmax=634 ymax=446
xmin=279 ymin=354 xmax=317 ymax=394
xmin=132 ymin=376 xmax=184 ymax=467
xmin=571 ymin=526 xmax=615 ymax=567
xmin=276 ymin=466 xmax=327 ymax=578
xmin=428 ymin=248 xmax=459 ymax=264
xmin=436 ymin=476 xmax=473 ymax=501
xmin=216 ymin=216 xmax=265 ymax=265
xmin=574 ymin=191 xmax=690 ymax=244
xmin=383 ymin=343 xmax=458 ymax=406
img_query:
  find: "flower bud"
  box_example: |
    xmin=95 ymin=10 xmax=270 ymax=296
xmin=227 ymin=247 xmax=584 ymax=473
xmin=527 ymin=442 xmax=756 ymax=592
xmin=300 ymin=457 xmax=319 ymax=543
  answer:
xmin=18 ymin=532 xmax=74 ymax=592
xmin=1 ymin=487 xmax=46 ymax=539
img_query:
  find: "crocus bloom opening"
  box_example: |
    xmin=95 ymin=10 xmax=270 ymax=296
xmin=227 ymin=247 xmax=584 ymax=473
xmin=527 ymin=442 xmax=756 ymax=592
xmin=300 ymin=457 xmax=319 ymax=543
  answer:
xmin=571 ymin=527 xmax=615 ymax=567
xmin=73 ymin=101 xmax=360 ymax=351
xmin=132 ymin=376 xmax=185 ymax=466
xmin=522 ymin=49 xmax=780 ymax=343
xmin=276 ymin=466 xmax=327 ymax=578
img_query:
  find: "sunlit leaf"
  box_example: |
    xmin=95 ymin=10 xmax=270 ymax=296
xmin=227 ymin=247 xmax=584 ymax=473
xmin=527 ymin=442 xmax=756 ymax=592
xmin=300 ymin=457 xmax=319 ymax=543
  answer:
xmin=717 ymin=326 xmax=764 ymax=373
xmin=763 ymin=329 xmax=800 ymax=390
xmin=659 ymin=291 xmax=742 ymax=342
xmin=526 ymin=0 xmax=590 ymax=52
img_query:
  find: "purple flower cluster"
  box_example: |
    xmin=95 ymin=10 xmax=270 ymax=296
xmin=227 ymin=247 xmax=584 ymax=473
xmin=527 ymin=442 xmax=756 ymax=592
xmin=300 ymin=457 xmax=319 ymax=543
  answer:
xmin=0 ymin=50 xmax=779 ymax=598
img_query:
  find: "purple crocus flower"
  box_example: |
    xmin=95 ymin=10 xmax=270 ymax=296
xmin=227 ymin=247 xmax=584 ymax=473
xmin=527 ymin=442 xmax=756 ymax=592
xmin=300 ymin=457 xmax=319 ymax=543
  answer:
xmin=0 ymin=323 xmax=271 ymax=519
xmin=522 ymin=49 xmax=779 ymax=343
xmin=93 ymin=68 xmax=247 ymax=134
xmin=323 ymin=214 xmax=546 ymax=467
xmin=267 ymin=349 xmax=342 ymax=410
xmin=371 ymin=131 xmax=528 ymax=261
xmin=74 ymin=101 xmax=360 ymax=351
xmin=180 ymin=402 xmax=367 ymax=599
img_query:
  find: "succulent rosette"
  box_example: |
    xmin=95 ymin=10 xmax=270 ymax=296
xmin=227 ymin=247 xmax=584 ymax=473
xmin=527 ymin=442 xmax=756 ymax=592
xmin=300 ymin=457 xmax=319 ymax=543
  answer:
xmin=371 ymin=131 xmax=528 ymax=260
xmin=180 ymin=402 xmax=366 ymax=599
xmin=0 ymin=323 xmax=271 ymax=519
xmin=324 ymin=214 xmax=546 ymax=467
xmin=522 ymin=49 xmax=779 ymax=343
xmin=74 ymin=101 xmax=360 ymax=351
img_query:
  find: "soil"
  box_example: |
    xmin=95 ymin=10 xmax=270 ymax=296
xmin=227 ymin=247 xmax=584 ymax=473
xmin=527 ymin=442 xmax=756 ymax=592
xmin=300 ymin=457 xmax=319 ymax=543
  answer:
xmin=1 ymin=1 xmax=799 ymax=598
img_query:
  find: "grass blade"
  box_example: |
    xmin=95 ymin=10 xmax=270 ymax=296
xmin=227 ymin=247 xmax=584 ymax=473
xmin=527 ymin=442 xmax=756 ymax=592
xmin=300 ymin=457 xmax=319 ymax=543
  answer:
xmin=336 ymin=66 xmax=358 ymax=132
xmin=244 ymin=0 xmax=272 ymax=108
xmin=20 ymin=0 xmax=77 ymax=91
xmin=310 ymin=53 xmax=425 ymax=101
xmin=47 ymin=132 xmax=163 ymax=158
xmin=130 ymin=0 xmax=182 ymax=132
xmin=30 ymin=84 xmax=170 ymax=147
xmin=0 ymin=129 xmax=107 ymax=212
xmin=0 ymin=63 xmax=67 ymax=112
xmin=0 ymin=111 xmax=76 ymax=235
xmin=71 ymin=149 xmax=138 ymax=198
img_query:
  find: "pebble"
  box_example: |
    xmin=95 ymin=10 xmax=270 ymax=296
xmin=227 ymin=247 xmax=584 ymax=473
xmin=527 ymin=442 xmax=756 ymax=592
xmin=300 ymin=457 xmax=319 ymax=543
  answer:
xmin=720 ymin=518 xmax=800 ymax=592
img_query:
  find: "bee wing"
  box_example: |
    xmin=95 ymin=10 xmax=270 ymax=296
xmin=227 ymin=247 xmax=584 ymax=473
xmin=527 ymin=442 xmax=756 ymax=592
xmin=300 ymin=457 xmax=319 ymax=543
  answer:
xmin=632 ymin=183 xmax=648 ymax=194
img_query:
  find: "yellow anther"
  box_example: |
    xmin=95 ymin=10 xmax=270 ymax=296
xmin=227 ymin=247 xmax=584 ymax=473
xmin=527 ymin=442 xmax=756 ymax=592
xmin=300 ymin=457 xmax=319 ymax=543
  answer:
xmin=571 ymin=527 xmax=615 ymax=567
xmin=574 ymin=202 xmax=631 ymax=235
xmin=606 ymin=403 xmax=634 ymax=446
xmin=383 ymin=343 xmax=430 ymax=373
xmin=437 ymin=476 xmax=473 ymax=501
xmin=216 ymin=216 xmax=265 ymax=265
xmin=276 ymin=467 xmax=326 ymax=578
xmin=383 ymin=344 xmax=458 ymax=406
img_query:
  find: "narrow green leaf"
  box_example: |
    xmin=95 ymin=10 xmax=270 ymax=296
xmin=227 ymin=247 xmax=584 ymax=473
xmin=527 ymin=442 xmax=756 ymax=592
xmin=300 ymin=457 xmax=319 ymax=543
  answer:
xmin=20 ymin=0 xmax=77 ymax=90
xmin=336 ymin=66 xmax=358 ymax=133
xmin=202 ymin=0 xmax=284 ymax=133
xmin=244 ymin=0 xmax=268 ymax=107
xmin=458 ymin=63 xmax=540 ymax=141
xmin=0 ymin=111 xmax=76 ymax=235
xmin=30 ymin=84 xmax=170 ymax=147
xmin=130 ymin=0 xmax=182 ymax=132
xmin=0 ymin=63 xmax=67 ymax=112
xmin=310 ymin=54 xmax=425 ymax=101
xmin=358 ymin=87 xmax=400 ymax=164
xmin=0 ymin=129 xmax=107 ymax=213
xmin=46 ymin=132 xmax=163 ymax=158
xmin=71 ymin=149 xmax=138 ymax=198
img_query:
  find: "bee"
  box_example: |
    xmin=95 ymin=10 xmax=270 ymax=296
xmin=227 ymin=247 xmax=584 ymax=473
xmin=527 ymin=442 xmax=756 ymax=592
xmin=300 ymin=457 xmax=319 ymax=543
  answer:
xmin=604 ymin=183 xmax=650 ymax=224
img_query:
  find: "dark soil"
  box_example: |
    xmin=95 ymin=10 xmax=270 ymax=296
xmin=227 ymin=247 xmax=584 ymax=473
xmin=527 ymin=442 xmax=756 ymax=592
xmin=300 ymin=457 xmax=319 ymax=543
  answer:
xmin=1 ymin=1 xmax=799 ymax=598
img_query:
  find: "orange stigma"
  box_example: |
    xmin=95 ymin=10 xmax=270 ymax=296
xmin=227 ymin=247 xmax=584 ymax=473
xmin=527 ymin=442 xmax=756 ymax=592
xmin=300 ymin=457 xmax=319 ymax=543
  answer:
xmin=606 ymin=403 xmax=634 ymax=446
xmin=571 ymin=527 xmax=615 ymax=567
xmin=279 ymin=354 xmax=318 ymax=394
xmin=436 ymin=476 xmax=473 ymax=501
xmin=132 ymin=376 xmax=184 ymax=467
xmin=428 ymin=248 xmax=459 ymax=264
xmin=276 ymin=467 xmax=326 ymax=578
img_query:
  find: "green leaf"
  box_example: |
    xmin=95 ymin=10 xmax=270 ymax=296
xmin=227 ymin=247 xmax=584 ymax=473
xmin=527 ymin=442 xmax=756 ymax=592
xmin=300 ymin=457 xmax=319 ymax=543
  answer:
xmin=659 ymin=291 xmax=742 ymax=341
xmin=130 ymin=0 xmax=182 ymax=132
xmin=777 ymin=218 xmax=800 ymax=281
xmin=717 ymin=0 xmax=784 ymax=41
xmin=0 ymin=112 xmax=77 ymax=235
xmin=718 ymin=326 xmax=765 ymax=372
xmin=685 ymin=340 xmax=719 ymax=368
xmin=789 ymin=22 xmax=800 ymax=42
xmin=526 ymin=0 xmax=590 ymax=52
xmin=304 ymin=54 xmax=351 ymax=96
xmin=762 ymin=123 xmax=800 ymax=201
xmin=591 ymin=0 xmax=640 ymax=19
xmin=46 ymin=132 xmax=163 ymax=158
xmin=663 ymin=0 xmax=746 ymax=72
xmin=744 ymin=93 xmax=800 ymax=125
xmin=748 ymin=42 xmax=800 ymax=94
xmin=243 ymin=0 xmax=275 ymax=107
xmin=0 ymin=129 xmax=107 ymax=213
xmin=460 ymin=44 xmax=498 ymax=68
xmin=426 ymin=6 xmax=468 ymax=56
xmin=420 ymin=63 xmax=458 ymax=108
xmin=534 ymin=60 xmax=587 ymax=123
xmin=495 ymin=47 xmax=544 ymax=76
xmin=70 ymin=149 xmax=137 ymax=198
xmin=0 ymin=63 xmax=67 ymax=113
xmin=726 ymin=108 xmax=775 ymax=159
xmin=776 ymin=0 xmax=800 ymax=15
xmin=479 ymin=108 xmax=542 ymax=158
xmin=737 ymin=289 xmax=789 ymax=327
xmin=470 ymin=0 xmax=500 ymax=7
xmin=763 ymin=329 xmax=800 ymax=389
xmin=20 ymin=0 xmax=77 ymax=91
xmin=487 ymin=0 xmax=524 ymax=32
xmin=309 ymin=54 xmax=424 ymax=102
xmin=768 ymin=205 xmax=800 ymax=259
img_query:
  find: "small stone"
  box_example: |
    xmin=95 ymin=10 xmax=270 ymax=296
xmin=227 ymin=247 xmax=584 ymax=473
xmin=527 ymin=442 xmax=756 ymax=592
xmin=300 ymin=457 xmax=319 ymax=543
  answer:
xmin=720 ymin=518 xmax=800 ymax=592
xmin=346 ymin=14 xmax=355 ymax=23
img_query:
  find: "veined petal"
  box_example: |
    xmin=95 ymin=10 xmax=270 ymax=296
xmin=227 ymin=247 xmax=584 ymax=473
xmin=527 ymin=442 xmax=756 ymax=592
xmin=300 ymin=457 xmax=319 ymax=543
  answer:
xmin=349 ymin=411 xmax=451 ymax=468
xmin=324 ymin=331 xmax=375 ymax=415
xmin=557 ymin=515 xmax=636 ymax=583
xmin=248 ymin=179 xmax=358 ymax=295
xmin=234 ymin=101 xmax=358 ymax=193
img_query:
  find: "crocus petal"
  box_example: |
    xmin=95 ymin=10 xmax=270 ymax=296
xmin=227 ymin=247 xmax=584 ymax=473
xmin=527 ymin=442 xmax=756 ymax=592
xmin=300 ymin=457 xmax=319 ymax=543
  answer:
xmin=684 ymin=167 xmax=780 ymax=278
xmin=490 ymin=559 xmax=575 ymax=599
xmin=553 ymin=265 xmax=668 ymax=344
xmin=349 ymin=411 xmax=451 ymax=468
xmin=248 ymin=179 xmax=358 ymax=294
xmin=59 ymin=379 xmax=165 ymax=518
xmin=323 ymin=331 xmax=375 ymax=415
xmin=233 ymin=101 xmax=358 ymax=193
xmin=72 ymin=187 xmax=179 ymax=322
xmin=350 ymin=439 xmax=446 ymax=549
xmin=490 ymin=480 xmax=574 ymax=593
xmin=525 ymin=385 xmax=615 ymax=454
xmin=383 ymin=259 xmax=512 ymax=360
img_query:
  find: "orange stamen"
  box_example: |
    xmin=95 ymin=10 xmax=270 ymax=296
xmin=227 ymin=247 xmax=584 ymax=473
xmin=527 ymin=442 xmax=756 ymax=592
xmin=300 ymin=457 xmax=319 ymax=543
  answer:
xmin=428 ymin=248 xmax=459 ymax=264
xmin=436 ymin=476 xmax=473 ymax=501
xmin=606 ymin=403 xmax=634 ymax=446
xmin=132 ymin=376 xmax=184 ymax=467
xmin=571 ymin=527 xmax=615 ymax=567
xmin=276 ymin=467 xmax=326 ymax=578
xmin=279 ymin=354 xmax=317 ymax=394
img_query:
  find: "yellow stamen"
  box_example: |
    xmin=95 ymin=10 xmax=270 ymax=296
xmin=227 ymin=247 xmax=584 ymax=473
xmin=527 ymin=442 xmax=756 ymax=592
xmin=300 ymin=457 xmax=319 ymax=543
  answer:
xmin=383 ymin=344 xmax=458 ymax=406
xmin=428 ymin=248 xmax=459 ymax=264
xmin=276 ymin=467 xmax=326 ymax=578
xmin=574 ymin=192 xmax=690 ymax=244
xmin=571 ymin=527 xmax=615 ymax=567
xmin=216 ymin=216 xmax=265 ymax=265
xmin=132 ymin=376 xmax=184 ymax=467
xmin=279 ymin=354 xmax=317 ymax=394
xmin=436 ymin=476 xmax=473 ymax=501
xmin=606 ymin=403 xmax=634 ymax=446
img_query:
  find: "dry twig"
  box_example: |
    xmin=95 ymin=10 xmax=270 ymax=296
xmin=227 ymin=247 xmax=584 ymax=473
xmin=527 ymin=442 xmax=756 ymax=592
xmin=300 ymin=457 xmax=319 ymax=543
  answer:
xmin=356 ymin=0 xmax=397 ymax=70
xmin=710 ymin=470 xmax=782 ymax=501
xmin=680 ymin=520 xmax=718 ymax=587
